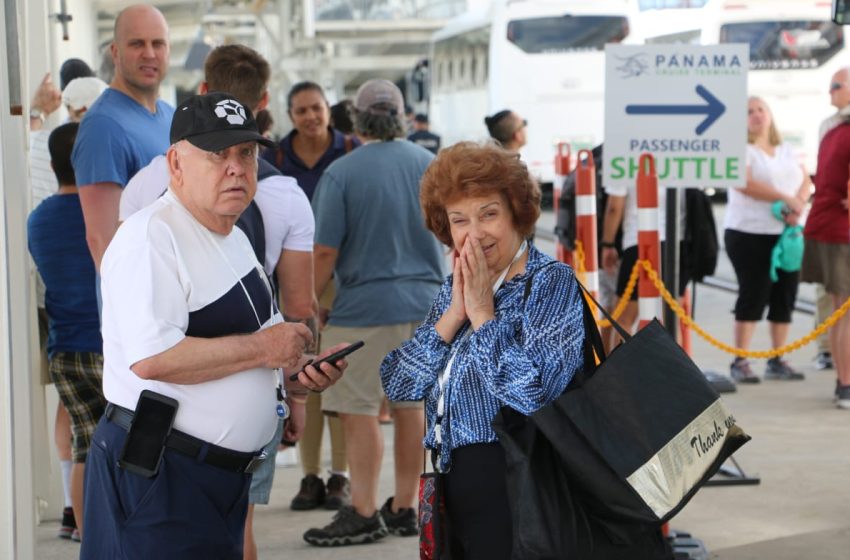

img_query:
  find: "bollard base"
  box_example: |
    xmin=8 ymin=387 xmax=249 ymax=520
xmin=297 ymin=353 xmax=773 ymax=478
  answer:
xmin=668 ymin=529 xmax=709 ymax=560
xmin=702 ymin=369 xmax=736 ymax=393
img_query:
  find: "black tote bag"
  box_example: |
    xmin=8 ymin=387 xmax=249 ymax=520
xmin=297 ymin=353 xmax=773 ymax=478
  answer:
xmin=493 ymin=275 xmax=749 ymax=557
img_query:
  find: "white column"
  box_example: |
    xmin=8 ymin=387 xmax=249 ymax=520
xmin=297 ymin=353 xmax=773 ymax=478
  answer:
xmin=2 ymin=0 xmax=38 ymax=557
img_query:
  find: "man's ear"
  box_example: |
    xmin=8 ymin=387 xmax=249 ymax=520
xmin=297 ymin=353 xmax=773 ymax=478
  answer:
xmin=257 ymin=90 xmax=269 ymax=112
xmin=198 ymin=82 xmax=209 ymax=95
xmin=166 ymin=144 xmax=182 ymax=187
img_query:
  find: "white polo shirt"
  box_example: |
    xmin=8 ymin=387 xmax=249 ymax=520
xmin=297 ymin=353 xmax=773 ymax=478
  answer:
xmin=101 ymin=191 xmax=281 ymax=452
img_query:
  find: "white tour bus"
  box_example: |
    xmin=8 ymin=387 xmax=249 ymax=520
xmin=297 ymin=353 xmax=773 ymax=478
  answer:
xmin=641 ymin=0 xmax=847 ymax=172
xmin=428 ymin=0 xmax=643 ymax=189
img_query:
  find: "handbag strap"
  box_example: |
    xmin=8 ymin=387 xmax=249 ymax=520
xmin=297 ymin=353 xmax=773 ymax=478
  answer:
xmin=576 ymin=281 xmax=631 ymax=343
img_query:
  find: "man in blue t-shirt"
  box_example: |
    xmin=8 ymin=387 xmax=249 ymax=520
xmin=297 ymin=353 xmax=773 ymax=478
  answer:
xmin=72 ymin=4 xmax=174 ymax=270
xmin=305 ymin=80 xmax=444 ymax=547
xmin=28 ymin=122 xmax=105 ymax=541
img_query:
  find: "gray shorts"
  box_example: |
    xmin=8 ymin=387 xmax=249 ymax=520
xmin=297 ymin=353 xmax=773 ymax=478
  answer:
xmin=321 ymin=323 xmax=423 ymax=416
xmin=801 ymin=239 xmax=850 ymax=297
xmin=248 ymin=418 xmax=284 ymax=505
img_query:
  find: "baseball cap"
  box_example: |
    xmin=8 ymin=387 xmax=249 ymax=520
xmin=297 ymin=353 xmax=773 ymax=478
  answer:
xmin=170 ymin=92 xmax=275 ymax=152
xmin=62 ymin=77 xmax=108 ymax=111
xmin=354 ymin=79 xmax=404 ymax=115
xmin=59 ymin=58 xmax=95 ymax=91
xmin=414 ymin=113 xmax=429 ymax=124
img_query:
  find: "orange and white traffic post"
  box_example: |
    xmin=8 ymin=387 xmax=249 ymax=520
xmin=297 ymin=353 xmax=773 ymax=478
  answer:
xmin=553 ymin=142 xmax=571 ymax=264
xmin=637 ymin=153 xmax=662 ymax=330
xmin=575 ymin=149 xmax=599 ymax=301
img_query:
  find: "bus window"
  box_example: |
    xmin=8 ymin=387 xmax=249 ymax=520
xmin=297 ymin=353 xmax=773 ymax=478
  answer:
xmin=506 ymin=15 xmax=629 ymax=53
xmin=720 ymin=21 xmax=844 ymax=70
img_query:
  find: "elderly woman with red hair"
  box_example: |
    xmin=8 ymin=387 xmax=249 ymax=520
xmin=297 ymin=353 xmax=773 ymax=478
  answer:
xmin=380 ymin=142 xmax=585 ymax=559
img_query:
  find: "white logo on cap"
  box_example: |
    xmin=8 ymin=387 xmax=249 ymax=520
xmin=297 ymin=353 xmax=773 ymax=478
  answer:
xmin=214 ymin=99 xmax=247 ymax=125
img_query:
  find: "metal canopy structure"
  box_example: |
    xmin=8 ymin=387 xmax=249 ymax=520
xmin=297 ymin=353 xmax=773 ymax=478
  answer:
xmin=88 ymin=0 xmax=463 ymax=122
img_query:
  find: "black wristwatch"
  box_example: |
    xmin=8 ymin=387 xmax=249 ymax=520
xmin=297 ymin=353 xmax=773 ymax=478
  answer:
xmin=600 ymin=241 xmax=616 ymax=249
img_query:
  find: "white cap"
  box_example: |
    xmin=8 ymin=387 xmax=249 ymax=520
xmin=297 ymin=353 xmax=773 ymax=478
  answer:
xmin=62 ymin=77 xmax=108 ymax=111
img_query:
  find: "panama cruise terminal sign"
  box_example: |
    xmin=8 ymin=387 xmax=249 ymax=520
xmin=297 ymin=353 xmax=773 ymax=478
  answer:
xmin=604 ymin=44 xmax=748 ymax=188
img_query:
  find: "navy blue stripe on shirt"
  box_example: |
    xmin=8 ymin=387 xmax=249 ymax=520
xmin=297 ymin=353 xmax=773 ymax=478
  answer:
xmin=186 ymin=269 xmax=272 ymax=338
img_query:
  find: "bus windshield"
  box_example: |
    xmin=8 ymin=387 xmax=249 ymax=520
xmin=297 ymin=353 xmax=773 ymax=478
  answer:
xmin=506 ymin=15 xmax=629 ymax=53
xmin=720 ymin=20 xmax=844 ymax=70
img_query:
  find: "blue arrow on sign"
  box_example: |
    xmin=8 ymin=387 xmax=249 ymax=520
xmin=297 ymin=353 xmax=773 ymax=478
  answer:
xmin=625 ymin=85 xmax=726 ymax=135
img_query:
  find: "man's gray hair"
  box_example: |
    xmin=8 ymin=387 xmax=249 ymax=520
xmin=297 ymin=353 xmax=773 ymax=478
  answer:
xmin=355 ymin=104 xmax=405 ymax=141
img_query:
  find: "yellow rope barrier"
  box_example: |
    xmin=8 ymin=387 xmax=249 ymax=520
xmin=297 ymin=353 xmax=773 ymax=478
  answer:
xmin=568 ymin=243 xmax=849 ymax=357
xmin=636 ymin=259 xmax=850 ymax=359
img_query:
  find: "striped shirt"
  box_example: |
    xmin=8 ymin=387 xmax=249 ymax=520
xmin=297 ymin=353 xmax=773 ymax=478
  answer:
xmin=380 ymin=244 xmax=585 ymax=472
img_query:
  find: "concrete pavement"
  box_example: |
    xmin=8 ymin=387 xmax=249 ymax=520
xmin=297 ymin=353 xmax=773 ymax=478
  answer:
xmin=34 ymin=209 xmax=850 ymax=559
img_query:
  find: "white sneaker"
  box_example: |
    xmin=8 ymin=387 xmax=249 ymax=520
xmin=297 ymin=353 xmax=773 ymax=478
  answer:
xmin=275 ymin=446 xmax=298 ymax=468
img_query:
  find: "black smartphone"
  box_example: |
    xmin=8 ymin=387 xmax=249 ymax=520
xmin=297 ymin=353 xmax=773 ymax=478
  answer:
xmin=289 ymin=340 xmax=365 ymax=381
xmin=118 ymin=390 xmax=179 ymax=478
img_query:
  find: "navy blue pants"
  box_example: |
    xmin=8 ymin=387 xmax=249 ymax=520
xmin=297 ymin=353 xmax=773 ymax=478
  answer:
xmin=81 ymin=416 xmax=252 ymax=559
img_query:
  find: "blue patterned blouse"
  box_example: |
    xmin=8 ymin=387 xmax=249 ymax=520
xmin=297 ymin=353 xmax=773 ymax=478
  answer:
xmin=380 ymin=243 xmax=586 ymax=472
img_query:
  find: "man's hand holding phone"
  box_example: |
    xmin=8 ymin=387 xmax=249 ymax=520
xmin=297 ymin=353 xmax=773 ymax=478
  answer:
xmin=287 ymin=341 xmax=362 ymax=391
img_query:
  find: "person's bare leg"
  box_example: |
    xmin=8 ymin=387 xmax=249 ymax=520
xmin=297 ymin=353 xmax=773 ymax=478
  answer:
xmin=340 ymin=413 xmax=383 ymax=516
xmin=390 ymin=407 xmax=424 ymax=510
xmin=768 ymin=322 xmax=790 ymax=349
xmin=71 ymin=463 xmax=85 ymax=537
xmin=833 ymin=294 xmax=850 ymax=386
xmin=298 ymin=392 xmax=324 ymax=477
xmin=243 ymin=504 xmax=257 ymax=560
xmin=55 ymin=402 xmax=72 ymax=461
xmin=734 ymin=321 xmax=757 ymax=351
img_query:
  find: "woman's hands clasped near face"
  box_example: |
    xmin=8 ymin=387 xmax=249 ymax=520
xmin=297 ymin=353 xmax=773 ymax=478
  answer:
xmin=438 ymin=237 xmax=498 ymax=341
xmin=458 ymin=236 xmax=496 ymax=329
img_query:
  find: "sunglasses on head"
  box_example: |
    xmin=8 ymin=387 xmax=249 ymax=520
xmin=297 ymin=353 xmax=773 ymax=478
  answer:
xmin=831 ymin=82 xmax=846 ymax=91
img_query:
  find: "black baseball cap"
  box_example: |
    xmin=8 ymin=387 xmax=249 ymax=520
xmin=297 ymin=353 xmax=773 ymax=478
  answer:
xmin=170 ymin=92 xmax=275 ymax=152
xmin=59 ymin=58 xmax=94 ymax=91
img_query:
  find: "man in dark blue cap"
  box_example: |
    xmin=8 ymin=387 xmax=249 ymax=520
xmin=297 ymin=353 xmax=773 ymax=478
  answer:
xmin=81 ymin=92 xmax=350 ymax=559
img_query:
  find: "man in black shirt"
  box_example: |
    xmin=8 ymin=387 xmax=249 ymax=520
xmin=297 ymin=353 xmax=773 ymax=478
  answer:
xmin=407 ymin=113 xmax=441 ymax=154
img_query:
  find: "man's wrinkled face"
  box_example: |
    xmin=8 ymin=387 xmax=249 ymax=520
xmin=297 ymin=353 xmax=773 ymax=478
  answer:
xmin=169 ymin=140 xmax=258 ymax=229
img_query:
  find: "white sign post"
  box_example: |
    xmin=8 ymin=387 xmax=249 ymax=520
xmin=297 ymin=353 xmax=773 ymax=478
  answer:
xmin=604 ymin=44 xmax=748 ymax=189
xmin=604 ymin=44 xmax=748 ymax=334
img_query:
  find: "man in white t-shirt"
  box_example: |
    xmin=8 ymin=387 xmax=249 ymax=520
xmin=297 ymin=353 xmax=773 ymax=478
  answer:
xmin=82 ymin=92 xmax=348 ymax=558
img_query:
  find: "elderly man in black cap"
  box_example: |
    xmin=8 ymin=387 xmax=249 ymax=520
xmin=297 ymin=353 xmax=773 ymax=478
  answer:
xmin=81 ymin=92 xmax=350 ymax=559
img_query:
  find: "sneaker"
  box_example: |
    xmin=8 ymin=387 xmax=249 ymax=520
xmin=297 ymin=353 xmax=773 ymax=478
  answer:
xmin=730 ymin=359 xmax=759 ymax=384
xmin=303 ymin=506 xmax=388 ymax=546
xmin=379 ymin=496 xmax=418 ymax=537
xmin=324 ymin=474 xmax=351 ymax=510
xmin=70 ymin=529 xmax=81 ymax=543
xmin=764 ymin=358 xmax=805 ymax=381
xmin=837 ymin=385 xmax=850 ymax=410
xmin=57 ymin=507 xmax=76 ymax=539
xmin=290 ymin=474 xmax=326 ymax=510
xmin=814 ymin=351 xmax=834 ymax=371
xmin=274 ymin=446 xmax=298 ymax=468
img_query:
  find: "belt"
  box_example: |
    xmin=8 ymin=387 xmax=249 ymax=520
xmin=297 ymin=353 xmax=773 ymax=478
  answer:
xmin=105 ymin=403 xmax=266 ymax=474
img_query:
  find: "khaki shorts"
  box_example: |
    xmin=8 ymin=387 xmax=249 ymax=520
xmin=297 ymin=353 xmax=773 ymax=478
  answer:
xmin=801 ymin=239 xmax=850 ymax=297
xmin=320 ymin=323 xmax=422 ymax=416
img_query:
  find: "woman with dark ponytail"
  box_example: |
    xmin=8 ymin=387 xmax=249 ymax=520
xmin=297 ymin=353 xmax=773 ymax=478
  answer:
xmin=484 ymin=109 xmax=527 ymax=152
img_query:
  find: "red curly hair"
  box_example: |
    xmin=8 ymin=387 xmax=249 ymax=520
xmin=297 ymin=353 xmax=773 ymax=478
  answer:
xmin=420 ymin=142 xmax=541 ymax=248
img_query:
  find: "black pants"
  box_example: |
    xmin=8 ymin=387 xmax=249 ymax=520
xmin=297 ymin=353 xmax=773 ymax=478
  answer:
xmin=444 ymin=443 xmax=512 ymax=560
xmin=725 ymin=229 xmax=798 ymax=322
